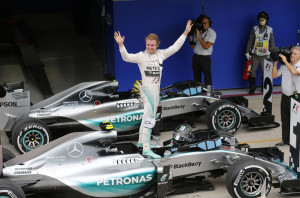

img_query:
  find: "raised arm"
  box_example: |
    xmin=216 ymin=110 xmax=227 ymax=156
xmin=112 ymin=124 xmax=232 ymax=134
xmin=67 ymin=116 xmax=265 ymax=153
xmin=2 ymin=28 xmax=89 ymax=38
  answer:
xmin=279 ymin=54 xmax=300 ymax=75
xmin=114 ymin=31 xmax=142 ymax=63
xmin=161 ymin=20 xmax=193 ymax=59
xmin=114 ymin=31 xmax=125 ymax=47
xmin=183 ymin=20 xmax=193 ymax=36
xmin=272 ymin=61 xmax=280 ymax=78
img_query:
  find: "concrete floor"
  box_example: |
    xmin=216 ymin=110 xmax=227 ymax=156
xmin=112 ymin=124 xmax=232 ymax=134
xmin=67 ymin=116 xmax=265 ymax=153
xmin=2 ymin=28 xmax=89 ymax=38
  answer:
xmin=1 ymin=12 xmax=299 ymax=198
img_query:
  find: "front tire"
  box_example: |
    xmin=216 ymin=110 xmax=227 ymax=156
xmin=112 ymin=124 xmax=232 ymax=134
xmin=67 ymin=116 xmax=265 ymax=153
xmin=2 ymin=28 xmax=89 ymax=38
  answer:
xmin=206 ymin=100 xmax=241 ymax=134
xmin=0 ymin=179 xmax=25 ymax=198
xmin=226 ymin=158 xmax=272 ymax=198
xmin=12 ymin=118 xmax=52 ymax=154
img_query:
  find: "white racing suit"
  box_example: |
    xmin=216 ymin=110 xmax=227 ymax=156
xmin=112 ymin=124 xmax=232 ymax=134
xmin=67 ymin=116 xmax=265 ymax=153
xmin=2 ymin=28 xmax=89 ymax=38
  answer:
xmin=119 ymin=34 xmax=187 ymax=151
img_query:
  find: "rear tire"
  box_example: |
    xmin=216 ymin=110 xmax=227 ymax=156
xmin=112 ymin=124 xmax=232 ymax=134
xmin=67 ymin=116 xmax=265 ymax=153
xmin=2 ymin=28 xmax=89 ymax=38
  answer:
xmin=0 ymin=179 xmax=25 ymax=198
xmin=226 ymin=158 xmax=272 ymax=198
xmin=206 ymin=100 xmax=241 ymax=134
xmin=2 ymin=147 xmax=16 ymax=163
xmin=12 ymin=118 xmax=52 ymax=154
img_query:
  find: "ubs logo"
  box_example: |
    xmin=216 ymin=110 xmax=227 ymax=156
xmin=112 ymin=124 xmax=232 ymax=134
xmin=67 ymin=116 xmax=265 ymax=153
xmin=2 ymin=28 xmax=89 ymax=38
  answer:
xmin=67 ymin=142 xmax=84 ymax=158
xmin=79 ymin=90 xmax=93 ymax=102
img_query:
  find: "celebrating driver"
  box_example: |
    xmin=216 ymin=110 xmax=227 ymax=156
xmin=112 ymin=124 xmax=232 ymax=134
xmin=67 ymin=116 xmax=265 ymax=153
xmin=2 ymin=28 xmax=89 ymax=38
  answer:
xmin=114 ymin=20 xmax=192 ymax=158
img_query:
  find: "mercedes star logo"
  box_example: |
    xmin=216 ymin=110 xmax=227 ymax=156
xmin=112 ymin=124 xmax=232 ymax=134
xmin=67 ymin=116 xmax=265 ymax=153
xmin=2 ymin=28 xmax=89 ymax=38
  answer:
xmin=67 ymin=142 xmax=84 ymax=158
xmin=79 ymin=90 xmax=93 ymax=102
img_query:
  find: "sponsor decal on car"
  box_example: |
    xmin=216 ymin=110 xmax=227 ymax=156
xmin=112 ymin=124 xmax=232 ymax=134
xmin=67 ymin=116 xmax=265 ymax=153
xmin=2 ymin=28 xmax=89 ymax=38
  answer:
xmin=170 ymin=161 xmax=201 ymax=169
xmin=63 ymin=101 xmax=79 ymax=106
xmin=109 ymin=114 xmax=143 ymax=123
xmin=97 ymin=174 xmax=152 ymax=186
xmin=163 ymin=105 xmax=185 ymax=111
xmin=0 ymin=102 xmax=17 ymax=107
xmin=46 ymin=156 xmax=66 ymax=162
xmin=79 ymin=90 xmax=93 ymax=102
xmin=14 ymin=167 xmax=32 ymax=175
xmin=109 ymin=94 xmax=119 ymax=99
xmin=67 ymin=142 xmax=84 ymax=158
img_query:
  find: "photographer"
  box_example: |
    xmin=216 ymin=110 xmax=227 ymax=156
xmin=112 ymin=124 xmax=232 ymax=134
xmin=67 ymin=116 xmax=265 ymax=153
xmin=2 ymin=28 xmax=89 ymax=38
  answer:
xmin=272 ymin=46 xmax=300 ymax=146
xmin=245 ymin=11 xmax=275 ymax=94
xmin=189 ymin=15 xmax=216 ymax=87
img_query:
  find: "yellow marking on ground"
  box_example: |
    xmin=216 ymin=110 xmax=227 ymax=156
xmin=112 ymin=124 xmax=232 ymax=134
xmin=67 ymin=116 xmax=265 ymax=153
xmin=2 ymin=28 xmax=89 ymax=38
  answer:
xmin=240 ymin=138 xmax=282 ymax=144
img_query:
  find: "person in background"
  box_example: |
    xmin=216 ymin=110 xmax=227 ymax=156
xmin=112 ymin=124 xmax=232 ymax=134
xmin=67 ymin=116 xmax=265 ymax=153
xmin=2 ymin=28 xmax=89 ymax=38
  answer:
xmin=189 ymin=14 xmax=216 ymax=89
xmin=114 ymin=20 xmax=193 ymax=158
xmin=272 ymin=46 xmax=300 ymax=146
xmin=245 ymin=11 xmax=275 ymax=94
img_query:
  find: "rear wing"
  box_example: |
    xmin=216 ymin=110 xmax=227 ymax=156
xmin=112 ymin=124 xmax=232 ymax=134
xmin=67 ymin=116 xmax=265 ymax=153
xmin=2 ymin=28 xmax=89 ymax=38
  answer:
xmin=0 ymin=82 xmax=30 ymax=131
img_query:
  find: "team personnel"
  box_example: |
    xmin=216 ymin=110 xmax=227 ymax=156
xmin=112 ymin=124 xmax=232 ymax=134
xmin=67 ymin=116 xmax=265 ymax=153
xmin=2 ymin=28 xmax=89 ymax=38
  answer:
xmin=245 ymin=11 xmax=275 ymax=94
xmin=114 ymin=20 xmax=193 ymax=158
xmin=292 ymin=46 xmax=300 ymax=101
xmin=272 ymin=46 xmax=300 ymax=146
xmin=189 ymin=15 xmax=216 ymax=87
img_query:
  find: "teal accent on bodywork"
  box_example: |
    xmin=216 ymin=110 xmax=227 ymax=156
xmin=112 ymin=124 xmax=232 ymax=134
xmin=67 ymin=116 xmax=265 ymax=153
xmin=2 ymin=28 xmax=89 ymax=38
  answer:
xmin=273 ymin=159 xmax=298 ymax=179
xmin=72 ymin=171 xmax=157 ymax=197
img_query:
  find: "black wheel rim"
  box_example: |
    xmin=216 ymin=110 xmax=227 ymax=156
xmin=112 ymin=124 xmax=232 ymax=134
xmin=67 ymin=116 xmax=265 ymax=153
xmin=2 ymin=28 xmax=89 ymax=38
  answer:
xmin=217 ymin=110 xmax=236 ymax=130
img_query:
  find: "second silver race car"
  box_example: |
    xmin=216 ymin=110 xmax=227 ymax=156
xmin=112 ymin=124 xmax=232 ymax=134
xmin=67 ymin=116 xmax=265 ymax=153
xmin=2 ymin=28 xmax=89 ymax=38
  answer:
xmin=0 ymin=80 xmax=274 ymax=153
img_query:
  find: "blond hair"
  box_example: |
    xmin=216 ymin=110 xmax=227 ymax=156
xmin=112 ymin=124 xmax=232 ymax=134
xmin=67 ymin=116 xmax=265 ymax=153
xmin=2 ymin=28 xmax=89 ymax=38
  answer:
xmin=145 ymin=33 xmax=160 ymax=46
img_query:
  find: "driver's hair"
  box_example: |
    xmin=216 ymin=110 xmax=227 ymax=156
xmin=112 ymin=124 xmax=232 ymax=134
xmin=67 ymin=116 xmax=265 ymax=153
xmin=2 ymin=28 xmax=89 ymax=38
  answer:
xmin=145 ymin=33 xmax=160 ymax=47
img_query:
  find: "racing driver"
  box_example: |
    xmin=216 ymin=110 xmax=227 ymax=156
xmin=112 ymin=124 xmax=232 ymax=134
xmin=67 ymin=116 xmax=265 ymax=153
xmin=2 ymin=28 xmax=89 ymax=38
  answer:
xmin=114 ymin=20 xmax=193 ymax=158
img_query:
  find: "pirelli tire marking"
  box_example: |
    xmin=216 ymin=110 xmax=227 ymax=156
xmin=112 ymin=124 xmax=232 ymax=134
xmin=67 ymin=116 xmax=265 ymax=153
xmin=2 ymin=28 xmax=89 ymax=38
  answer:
xmin=209 ymin=102 xmax=242 ymax=134
xmin=233 ymin=165 xmax=271 ymax=197
xmin=12 ymin=119 xmax=52 ymax=154
xmin=226 ymin=159 xmax=272 ymax=198
xmin=17 ymin=125 xmax=50 ymax=153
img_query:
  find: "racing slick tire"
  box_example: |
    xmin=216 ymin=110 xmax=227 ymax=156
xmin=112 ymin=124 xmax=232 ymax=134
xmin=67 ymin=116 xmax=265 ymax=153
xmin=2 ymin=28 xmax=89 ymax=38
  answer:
xmin=226 ymin=158 xmax=272 ymax=198
xmin=2 ymin=147 xmax=16 ymax=163
xmin=12 ymin=118 xmax=52 ymax=154
xmin=0 ymin=179 xmax=25 ymax=198
xmin=206 ymin=100 xmax=241 ymax=134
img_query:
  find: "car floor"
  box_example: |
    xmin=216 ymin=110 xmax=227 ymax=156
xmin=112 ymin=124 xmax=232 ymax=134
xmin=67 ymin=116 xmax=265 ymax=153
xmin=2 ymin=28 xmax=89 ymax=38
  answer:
xmin=0 ymin=13 xmax=298 ymax=198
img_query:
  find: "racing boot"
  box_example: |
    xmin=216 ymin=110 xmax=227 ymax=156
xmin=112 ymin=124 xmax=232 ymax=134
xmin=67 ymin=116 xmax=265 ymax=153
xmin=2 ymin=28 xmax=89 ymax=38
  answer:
xmin=248 ymin=76 xmax=256 ymax=95
xmin=137 ymin=143 xmax=156 ymax=149
xmin=142 ymin=149 xmax=161 ymax=159
xmin=142 ymin=143 xmax=161 ymax=159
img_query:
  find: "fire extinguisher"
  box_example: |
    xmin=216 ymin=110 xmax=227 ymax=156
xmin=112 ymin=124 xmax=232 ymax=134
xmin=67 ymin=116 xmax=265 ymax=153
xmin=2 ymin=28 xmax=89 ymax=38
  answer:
xmin=242 ymin=60 xmax=251 ymax=80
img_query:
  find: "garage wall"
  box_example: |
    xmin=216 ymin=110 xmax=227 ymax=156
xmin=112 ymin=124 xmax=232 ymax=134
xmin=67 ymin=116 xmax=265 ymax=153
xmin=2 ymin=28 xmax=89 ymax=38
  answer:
xmin=108 ymin=0 xmax=300 ymax=91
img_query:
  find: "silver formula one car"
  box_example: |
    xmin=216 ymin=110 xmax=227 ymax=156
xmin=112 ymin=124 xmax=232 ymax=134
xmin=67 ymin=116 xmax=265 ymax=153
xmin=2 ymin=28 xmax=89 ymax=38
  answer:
xmin=0 ymin=124 xmax=298 ymax=198
xmin=0 ymin=80 xmax=275 ymax=153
